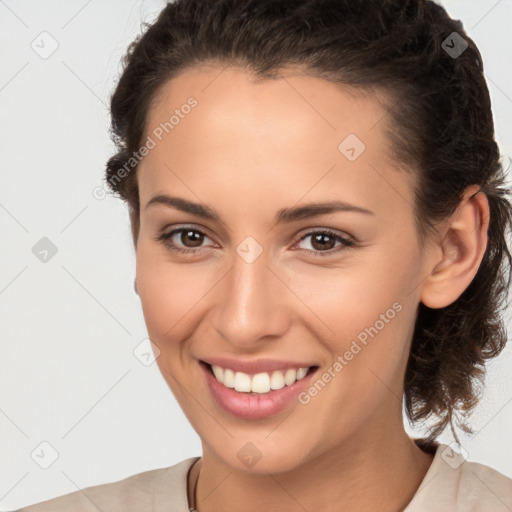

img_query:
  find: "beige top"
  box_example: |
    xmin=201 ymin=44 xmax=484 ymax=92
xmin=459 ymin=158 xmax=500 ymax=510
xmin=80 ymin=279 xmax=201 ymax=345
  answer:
xmin=16 ymin=443 xmax=512 ymax=512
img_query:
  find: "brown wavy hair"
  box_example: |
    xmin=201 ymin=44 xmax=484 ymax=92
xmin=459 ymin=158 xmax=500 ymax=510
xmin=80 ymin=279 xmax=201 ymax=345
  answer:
xmin=104 ymin=0 xmax=512 ymax=445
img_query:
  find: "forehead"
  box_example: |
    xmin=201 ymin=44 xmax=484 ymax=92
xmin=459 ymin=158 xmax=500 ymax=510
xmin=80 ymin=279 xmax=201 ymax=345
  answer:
xmin=138 ymin=65 xmax=414 ymax=220
xmin=144 ymin=64 xmax=392 ymax=147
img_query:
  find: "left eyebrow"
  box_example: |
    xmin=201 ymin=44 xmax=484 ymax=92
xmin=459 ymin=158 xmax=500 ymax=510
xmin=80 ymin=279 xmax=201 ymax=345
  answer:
xmin=275 ymin=201 xmax=374 ymax=223
xmin=144 ymin=194 xmax=374 ymax=224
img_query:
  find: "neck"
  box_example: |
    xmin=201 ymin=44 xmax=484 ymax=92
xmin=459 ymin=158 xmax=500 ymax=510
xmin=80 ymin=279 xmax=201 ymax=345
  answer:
xmin=190 ymin=424 xmax=435 ymax=512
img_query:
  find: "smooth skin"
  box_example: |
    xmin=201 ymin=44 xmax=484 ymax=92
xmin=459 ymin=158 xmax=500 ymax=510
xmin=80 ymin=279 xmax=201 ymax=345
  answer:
xmin=133 ymin=65 xmax=489 ymax=512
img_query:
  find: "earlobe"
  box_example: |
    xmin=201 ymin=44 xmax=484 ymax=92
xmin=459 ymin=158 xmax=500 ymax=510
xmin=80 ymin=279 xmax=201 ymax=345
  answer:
xmin=420 ymin=185 xmax=490 ymax=309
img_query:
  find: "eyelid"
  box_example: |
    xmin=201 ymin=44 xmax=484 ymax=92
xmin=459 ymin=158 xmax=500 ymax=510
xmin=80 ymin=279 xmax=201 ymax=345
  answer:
xmin=295 ymin=225 xmax=355 ymax=243
xmin=154 ymin=224 xmax=217 ymax=256
xmin=158 ymin=223 xmax=216 ymax=242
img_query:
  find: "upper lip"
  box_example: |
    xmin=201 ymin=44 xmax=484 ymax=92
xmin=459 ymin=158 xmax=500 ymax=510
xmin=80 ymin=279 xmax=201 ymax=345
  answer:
xmin=201 ymin=357 xmax=317 ymax=375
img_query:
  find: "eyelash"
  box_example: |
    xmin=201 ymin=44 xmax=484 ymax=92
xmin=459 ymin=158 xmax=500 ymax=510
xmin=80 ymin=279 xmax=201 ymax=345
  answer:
xmin=154 ymin=226 xmax=356 ymax=258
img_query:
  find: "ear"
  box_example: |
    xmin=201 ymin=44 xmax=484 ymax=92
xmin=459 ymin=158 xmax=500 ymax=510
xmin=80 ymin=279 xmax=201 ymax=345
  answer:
xmin=420 ymin=185 xmax=490 ymax=309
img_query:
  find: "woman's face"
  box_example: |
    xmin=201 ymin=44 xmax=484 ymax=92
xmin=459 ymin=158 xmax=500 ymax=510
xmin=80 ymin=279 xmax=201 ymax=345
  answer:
xmin=135 ymin=65 xmax=431 ymax=473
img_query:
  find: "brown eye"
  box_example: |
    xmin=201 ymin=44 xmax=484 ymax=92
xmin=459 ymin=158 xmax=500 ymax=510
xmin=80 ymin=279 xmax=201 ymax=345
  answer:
xmin=178 ymin=229 xmax=205 ymax=247
xmin=296 ymin=229 xmax=355 ymax=257
xmin=155 ymin=227 xmax=214 ymax=255
xmin=310 ymin=232 xmax=337 ymax=251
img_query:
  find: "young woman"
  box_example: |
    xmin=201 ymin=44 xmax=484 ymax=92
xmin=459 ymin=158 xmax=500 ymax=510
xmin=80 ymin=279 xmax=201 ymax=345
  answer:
xmin=18 ymin=0 xmax=512 ymax=510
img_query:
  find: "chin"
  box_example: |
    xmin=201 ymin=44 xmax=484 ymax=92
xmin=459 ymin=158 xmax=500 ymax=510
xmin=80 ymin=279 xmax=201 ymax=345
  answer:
xmin=202 ymin=434 xmax=315 ymax=475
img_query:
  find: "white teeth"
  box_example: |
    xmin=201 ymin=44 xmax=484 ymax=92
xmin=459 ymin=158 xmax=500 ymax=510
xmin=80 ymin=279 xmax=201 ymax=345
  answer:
xmin=209 ymin=364 xmax=311 ymax=394
xmin=296 ymin=367 xmax=308 ymax=379
xmin=251 ymin=372 xmax=271 ymax=393
xmin=234 ymin=372 xmax=252 ymax=392
xmin=270 ymin=370 xmax=285 ymax=390
xmin=223 ymin=368 xmax=235 ymax=388
xmin=212 ymin=365 xmax=223 ymax=381
xmin=284 ymin=369 xmax=297 ymax=386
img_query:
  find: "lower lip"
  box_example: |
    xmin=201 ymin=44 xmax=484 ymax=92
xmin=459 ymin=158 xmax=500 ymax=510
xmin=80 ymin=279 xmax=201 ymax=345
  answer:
xmin=200 ymin=361 xmax=318 ymax=420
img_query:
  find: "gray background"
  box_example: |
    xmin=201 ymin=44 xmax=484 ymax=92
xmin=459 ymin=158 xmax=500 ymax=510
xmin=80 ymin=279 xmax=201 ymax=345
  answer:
xmin=1 ymin=0 xmax=511 ymax=509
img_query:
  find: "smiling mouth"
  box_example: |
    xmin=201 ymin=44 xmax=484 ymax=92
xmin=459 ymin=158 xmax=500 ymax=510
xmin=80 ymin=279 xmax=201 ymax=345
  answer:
xmin=200 ymin=361 xmax=319 ymax=395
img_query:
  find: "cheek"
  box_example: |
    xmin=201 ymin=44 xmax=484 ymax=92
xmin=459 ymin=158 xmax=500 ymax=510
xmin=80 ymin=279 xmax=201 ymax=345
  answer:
xmin=283 ymin=257 xmax=407 ymax=339
xmin=135 ymin=247 xmax=217 ymax=343
xmin=287 ymin=257 xmax=416 ymax=391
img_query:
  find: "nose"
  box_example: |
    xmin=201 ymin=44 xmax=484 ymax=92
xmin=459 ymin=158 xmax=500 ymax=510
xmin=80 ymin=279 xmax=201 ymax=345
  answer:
xmin=210 ymin=247 xmax=291 ymax=350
